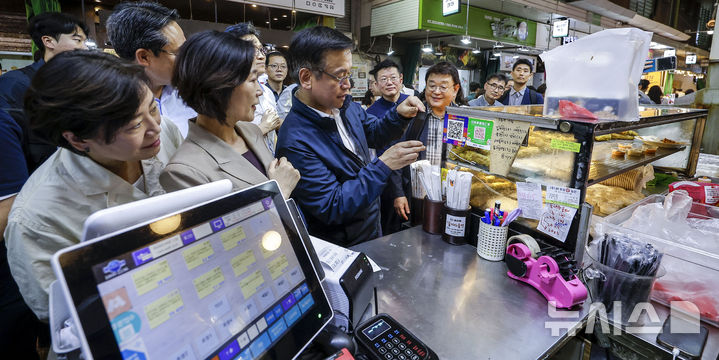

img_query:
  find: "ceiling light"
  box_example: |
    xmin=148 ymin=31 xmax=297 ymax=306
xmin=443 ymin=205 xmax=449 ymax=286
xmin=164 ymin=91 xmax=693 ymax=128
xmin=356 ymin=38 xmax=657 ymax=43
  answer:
xmin=495 ymin=41 xmax=504 ymax=48
xmin=709 ymin=30 xmax=715 ymax=35
xmin=282 ymin=14 xmax=287 ymax=17
xmin=292 ymin=10 xmax=296 ymax=13
xmin=265 ymin=21 xmax=270 ymax=24
xmin=422 ymin=43 xmax=433 ymax=53
xmin=518 ymin=46 xmax=529 ymax=52
xmin=472 ymin=48 xmax=480 ymax=54
xmin=387 ymin=34 xmax=394 ymax=56
xmin=273 ymin=18 xmax=278 ymax=20
xmin=461 ymin=35 xmax=471 ymax=45
xmin=493 ymin=51 xmax=501 ymax=57
xmin=252 ymin=4 xmax=257 ymax=7
xmin=513 ymin=54 xmax=519 ymax=59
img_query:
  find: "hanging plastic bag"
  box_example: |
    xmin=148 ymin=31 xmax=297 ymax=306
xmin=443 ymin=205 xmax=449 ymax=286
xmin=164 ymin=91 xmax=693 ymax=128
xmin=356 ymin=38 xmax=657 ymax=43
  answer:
xmin=541 ymin=28 xmax=652 ymax=122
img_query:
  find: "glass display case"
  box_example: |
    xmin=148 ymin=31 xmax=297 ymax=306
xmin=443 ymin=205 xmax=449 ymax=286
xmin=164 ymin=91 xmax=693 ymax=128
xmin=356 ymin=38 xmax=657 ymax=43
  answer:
xmin=443 ymin=105 xmax=708 ymax=258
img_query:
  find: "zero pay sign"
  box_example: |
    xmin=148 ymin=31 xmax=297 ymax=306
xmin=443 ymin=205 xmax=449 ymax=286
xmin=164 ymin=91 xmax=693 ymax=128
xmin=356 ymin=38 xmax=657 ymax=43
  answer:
xmin=489 ymin=118 xmax=531 ymax=176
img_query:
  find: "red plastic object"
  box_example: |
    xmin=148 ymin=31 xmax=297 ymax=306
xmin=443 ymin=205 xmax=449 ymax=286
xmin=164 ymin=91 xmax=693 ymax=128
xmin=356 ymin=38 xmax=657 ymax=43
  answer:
xmin=558 ymin=100 xmax=598 ymax=120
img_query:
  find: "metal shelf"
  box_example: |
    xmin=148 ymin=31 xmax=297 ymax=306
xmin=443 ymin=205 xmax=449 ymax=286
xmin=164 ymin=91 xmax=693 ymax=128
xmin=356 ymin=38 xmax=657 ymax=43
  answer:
xmin=587 ymin=141 xmax=685 ymax=185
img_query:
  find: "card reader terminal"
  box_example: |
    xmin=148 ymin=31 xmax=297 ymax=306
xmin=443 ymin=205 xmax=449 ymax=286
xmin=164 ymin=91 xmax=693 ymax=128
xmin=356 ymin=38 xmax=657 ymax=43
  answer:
xmin=355 ymin=314 xmax=437 ymax=360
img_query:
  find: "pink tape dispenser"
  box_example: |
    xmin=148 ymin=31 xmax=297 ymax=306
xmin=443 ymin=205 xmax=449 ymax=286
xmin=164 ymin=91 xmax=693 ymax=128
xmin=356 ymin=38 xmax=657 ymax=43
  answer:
xmin=505 ymin=235 xmax=587 ymax=309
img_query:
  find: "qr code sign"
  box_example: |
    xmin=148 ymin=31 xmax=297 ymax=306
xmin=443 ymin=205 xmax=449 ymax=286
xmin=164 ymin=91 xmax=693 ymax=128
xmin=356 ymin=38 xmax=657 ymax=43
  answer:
xmin=474 ymin=126 xmax=485 ymax=140
xmin=447 ymin=119 xmax=464 ymax=141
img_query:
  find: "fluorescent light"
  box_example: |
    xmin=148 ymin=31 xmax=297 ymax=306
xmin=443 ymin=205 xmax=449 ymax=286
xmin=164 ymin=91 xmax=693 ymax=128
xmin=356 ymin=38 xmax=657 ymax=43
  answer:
xmin=512 ymin=54 xmax=519 ymax=59
xmin=422 ymin=43 xmax=433 ymax=53
xmin=387 ymin=49 xmax=395 ymax=56
xmin=387 ymin=34 xmax=394 ymax=56
xmin=493 ymin=51 xmax=501 ymax=57
xmin=472 ymin=48 xmax=480 ymax=54
xmin=461 ymin=35 xmax=471 ymax=45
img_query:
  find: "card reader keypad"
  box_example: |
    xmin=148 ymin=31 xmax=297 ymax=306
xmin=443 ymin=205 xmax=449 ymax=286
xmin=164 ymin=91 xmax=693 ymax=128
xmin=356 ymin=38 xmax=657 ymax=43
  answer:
xmin=372 ymin=329 xmax=425 ymax=360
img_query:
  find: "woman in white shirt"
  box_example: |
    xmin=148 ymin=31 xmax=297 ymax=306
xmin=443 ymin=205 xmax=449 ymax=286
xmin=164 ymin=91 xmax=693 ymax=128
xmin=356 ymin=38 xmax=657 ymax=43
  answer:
xmin=4 ymin=50 xmax=182 ymax=321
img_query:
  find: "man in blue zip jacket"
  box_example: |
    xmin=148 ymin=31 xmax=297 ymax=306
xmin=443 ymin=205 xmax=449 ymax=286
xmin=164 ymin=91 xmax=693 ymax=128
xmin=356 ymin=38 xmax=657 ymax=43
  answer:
xmin=277 ymin=26 xmax=425 ymax=246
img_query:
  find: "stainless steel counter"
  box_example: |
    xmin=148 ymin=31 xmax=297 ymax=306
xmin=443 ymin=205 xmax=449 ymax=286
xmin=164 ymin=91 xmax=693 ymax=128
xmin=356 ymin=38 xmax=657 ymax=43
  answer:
xmin=351 ymin=226 xmax=589 ymax=359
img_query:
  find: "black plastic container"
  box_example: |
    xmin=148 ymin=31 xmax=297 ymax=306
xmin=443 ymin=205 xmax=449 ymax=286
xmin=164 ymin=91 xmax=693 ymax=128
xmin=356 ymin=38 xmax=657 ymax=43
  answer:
xmin=442 ymin=205 xmax=471 ymax=245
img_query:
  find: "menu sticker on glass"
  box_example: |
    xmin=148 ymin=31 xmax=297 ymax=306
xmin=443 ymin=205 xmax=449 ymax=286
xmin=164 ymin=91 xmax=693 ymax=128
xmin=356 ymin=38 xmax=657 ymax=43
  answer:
xmin=465 ymin=118 xmax=493 ymax=150
xmin=550 ymin=139 xmax=581 ymax=153
xmin=537 ymin=185 xmax=580 ymax=242
xmin=516 ymin=182 xmax=543 ymax=220
xmin=489 ymin=118 xmax=531 ymax=176
xmin=443 ymin=114 xmax=468 ymax=146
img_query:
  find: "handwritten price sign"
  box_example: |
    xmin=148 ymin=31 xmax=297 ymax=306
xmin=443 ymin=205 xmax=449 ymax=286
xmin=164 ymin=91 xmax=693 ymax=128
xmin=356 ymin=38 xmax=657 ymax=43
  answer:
xmin=537 ymin=203 xmax=577 ymax=242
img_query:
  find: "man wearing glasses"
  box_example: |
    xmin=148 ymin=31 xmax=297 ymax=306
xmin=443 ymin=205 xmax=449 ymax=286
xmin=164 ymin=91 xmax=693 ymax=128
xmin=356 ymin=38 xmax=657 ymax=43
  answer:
xmin=107 ymin=2 xmax=195 ymax=137
xmin=266 ymin=52 xmax=288 ymax=101
xmin=469 ymin=73 xmax=507 ymax=107
xmin=276 ymin=26 xmax=426 ymax=246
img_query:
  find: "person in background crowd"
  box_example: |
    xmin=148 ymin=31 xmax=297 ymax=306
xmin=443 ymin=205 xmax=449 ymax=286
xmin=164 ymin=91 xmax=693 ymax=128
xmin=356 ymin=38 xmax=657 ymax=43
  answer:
xmin=226 ymin=22 xmax=281 ymax=154
xmin=367 ymin=59 xmax=408 ymax=118
xmin=160 ymin=31 xmax=299 ymax=197
xmin=536 ymin=83 xmax=546 ymax=97
xmin=5 ymin=50 xmax=182 ymax=327
xmin=466 ymin=81 xmax=481 ymax=101
xmin=107 ymin=1 xmax=197 ymax=138
xmin=0 ymin=12 xmax=88 ymax=174
xmin=277 ymin=82 xmax=297 ymax=121
xmin=366 ymin=59 xmax=411 ymax=235
xmin=498 ymin=59 xmax=543 ymax=105
xmin=388 ymin=62 xmax=462 ymax=228
xmin=638 ymin=79 xmax=652 ymax=104
xmin=469 ymin=73 xmax=506 ymax=107
xmin=648 ymin=85 xmax=664 ymax=105
xmin=368 ymin=70 xmax=381 ymax=99
xmin=361 ymin=89 xmax=376 ymax=109
xmin=276 ymin=26 xmax=426 ymax=246
xmin=266 ymin=51 xmax=288 ymax=101
xmin=0 ymin=110 xmax=40 ymax=359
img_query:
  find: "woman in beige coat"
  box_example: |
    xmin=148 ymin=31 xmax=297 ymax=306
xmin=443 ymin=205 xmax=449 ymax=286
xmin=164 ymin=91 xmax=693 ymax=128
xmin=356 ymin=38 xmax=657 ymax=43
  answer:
xmin=160 ymin=30 xmax=299 ymax=196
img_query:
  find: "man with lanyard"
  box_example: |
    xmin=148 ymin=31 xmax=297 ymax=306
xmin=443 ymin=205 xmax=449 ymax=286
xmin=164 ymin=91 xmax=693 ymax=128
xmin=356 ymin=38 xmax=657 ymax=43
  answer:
xmin=107 ymin=1 xmax=197 ymax=137
xmin=0 ymin=12 xmax=88 ymax=173
xmin=498 ymin=58 xmax=544 ymax=106
xmin=277 ymin=26 xmax=426 ymax=246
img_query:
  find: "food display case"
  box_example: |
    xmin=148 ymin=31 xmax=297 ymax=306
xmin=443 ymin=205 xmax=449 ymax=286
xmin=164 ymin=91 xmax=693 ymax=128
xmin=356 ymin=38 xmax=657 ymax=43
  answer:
xmin=442 ymin=105 xmax=708 ymax=259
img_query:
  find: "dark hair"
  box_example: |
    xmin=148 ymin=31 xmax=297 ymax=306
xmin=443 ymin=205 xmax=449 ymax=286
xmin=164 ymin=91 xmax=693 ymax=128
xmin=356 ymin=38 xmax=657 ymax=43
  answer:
xmin=25 ymin=50 xmax=149 ymax=155
xmin=512 ymin=58 xmax=533 ymax=72
xmin=225 ymin=22 xmax=260 ymax=38
xmin=106 ymin=2 xmax=180 ymax=61
xmin=484 ymin=73 xmax=507 ymax=85
xmin=362 ymin=89 xmax=375 ymax=106
xmin=648 ymin=85 xmax=663 ymax=104
xmin=685 ymin=89 xmax=694 ymax=95
xmin=639 ymin=79 xmax=650 ymax=91
xmin=289 ymin=26 xmax=352 ymax=81
xmin=537 ymin=83 xmax=547 ymax=95
xmin=469 ymin=82 xmax=481 ymax=92
xmin=27 ymin=12 xmax=88 ymax=61
xmin=424 ymin=61 xmax=466 ymax=106
xmin=173 ymin=31 xmax=255 ymax=126
xmin=266 ymin=51 xmax=286 ymax=65
xmin=373 ymin=59 xmax=402 ymax=76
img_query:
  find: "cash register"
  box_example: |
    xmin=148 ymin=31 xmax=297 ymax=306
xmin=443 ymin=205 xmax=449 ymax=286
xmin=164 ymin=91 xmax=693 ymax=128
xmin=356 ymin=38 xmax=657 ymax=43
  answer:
xmin=51 ymin=181 xmax=437 ymax=359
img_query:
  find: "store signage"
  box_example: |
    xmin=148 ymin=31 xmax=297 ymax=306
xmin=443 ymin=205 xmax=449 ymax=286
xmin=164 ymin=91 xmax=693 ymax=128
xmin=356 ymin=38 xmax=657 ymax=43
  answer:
xmin=686 ymin=54 xmax=697 ymax=64
xmin=443 ymin=0 xmax=460 ymax=16
xmin=552 ymin=19 xmax=569 ymax=38
xmin=420 ymin=0 xmax=537 ymax=47
xmin=664 ymin=49 xmax=675 ymax=57
xmin=227 ymin=0 xmax=344 ymax=17
xmin=561 ymin=36 xmax=577 ymax=45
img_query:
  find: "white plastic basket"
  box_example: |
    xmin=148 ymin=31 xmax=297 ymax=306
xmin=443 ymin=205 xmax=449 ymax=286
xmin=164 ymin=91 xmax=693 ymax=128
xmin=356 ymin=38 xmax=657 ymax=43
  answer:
xmin=477 ymin=222 xmax=509 ymax=261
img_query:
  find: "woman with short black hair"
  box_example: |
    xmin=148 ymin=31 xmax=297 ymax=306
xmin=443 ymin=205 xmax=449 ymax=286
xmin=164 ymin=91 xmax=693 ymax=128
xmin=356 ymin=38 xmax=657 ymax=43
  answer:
xmin=5 ymin=50 xmax=183 ymax=321
xmin=160 ymin=30 xmax=300 ymax=196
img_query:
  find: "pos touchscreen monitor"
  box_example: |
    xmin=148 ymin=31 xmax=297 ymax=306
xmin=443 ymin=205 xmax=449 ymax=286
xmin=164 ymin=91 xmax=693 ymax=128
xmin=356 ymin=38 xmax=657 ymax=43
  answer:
xmin=52 ymin=181 xmax=333 ymax=360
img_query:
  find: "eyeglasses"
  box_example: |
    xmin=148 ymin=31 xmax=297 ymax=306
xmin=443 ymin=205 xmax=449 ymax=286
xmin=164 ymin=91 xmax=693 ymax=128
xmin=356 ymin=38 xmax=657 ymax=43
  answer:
xmin=254 ymin=46 xmax=267 ymax=57
xmin=321 ymin=69 xmax=352 ymax=84
xmin=378 ymin=76 xmax=399 ymax=84
xmin=427 ymin=84 xmax=452 ymax=93
xmin=268 ymin=64 xmax=287 ymax=70
xmin=159 ymin=49 xmax=178 ymax=56
xmin=486 ymin=83 xmax=505 ymax=92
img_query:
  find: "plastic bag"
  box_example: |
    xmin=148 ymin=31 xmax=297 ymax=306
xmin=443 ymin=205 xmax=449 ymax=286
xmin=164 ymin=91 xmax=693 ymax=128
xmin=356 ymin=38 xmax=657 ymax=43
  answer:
xmin=653 ymin=268 xmax=719 ymax=323
xmin=620 ymin=191 xmax=719 ymax=253
xmin=541 ymin=28 xmax=653 ymax=122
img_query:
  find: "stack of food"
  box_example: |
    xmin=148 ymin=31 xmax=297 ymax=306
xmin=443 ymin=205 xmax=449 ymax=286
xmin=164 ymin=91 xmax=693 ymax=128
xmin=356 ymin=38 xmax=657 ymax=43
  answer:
xmin=594 ymin=130 xmax=638 ymax=142
xmin=461 ymin=168 xmax=519 ymax=211
xmin=585 ymin=183 xmax=645 ymax=216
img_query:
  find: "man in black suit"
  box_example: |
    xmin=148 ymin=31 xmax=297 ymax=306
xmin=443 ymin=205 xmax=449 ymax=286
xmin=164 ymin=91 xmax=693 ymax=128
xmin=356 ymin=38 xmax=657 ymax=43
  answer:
xmin=499 ymin=58 xmax=543 ymax=105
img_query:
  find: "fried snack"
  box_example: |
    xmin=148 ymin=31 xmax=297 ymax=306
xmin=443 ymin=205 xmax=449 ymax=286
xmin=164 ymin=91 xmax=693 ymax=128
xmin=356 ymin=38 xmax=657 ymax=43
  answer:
xmin=611 ymin=133 xmax=635 ymax=140
xmin=594 ymin=134 xmax=612 ymax=142
xmin=586 ymin=183 xmax=645 ymax=216
xmin=595 ymin=130 xmax=638 ymax=141
xmin=611 ymin=149 xmax=626 ymax=159
xmin=627 ymin=148 xmax=643 ymax=157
